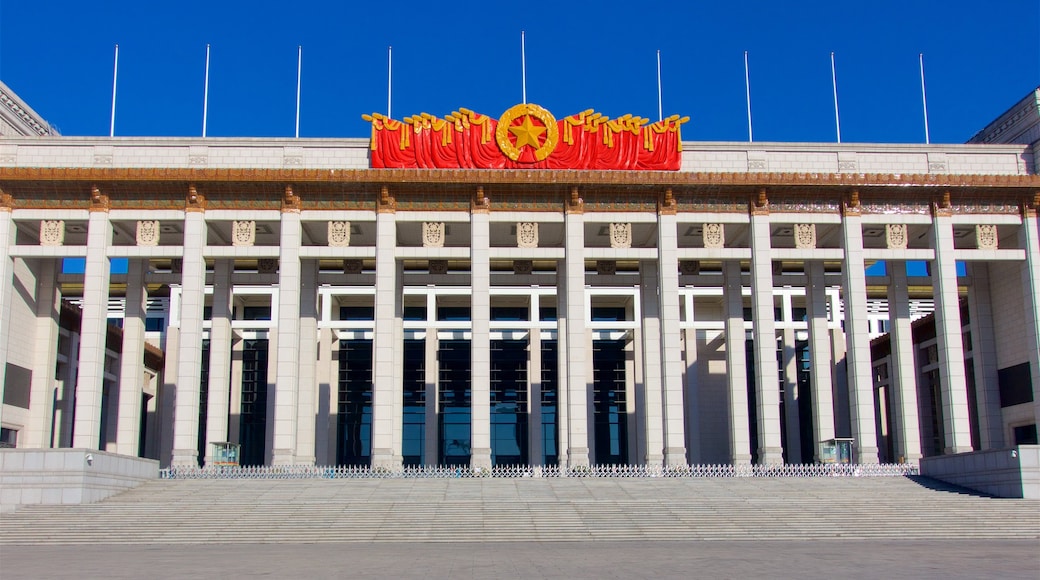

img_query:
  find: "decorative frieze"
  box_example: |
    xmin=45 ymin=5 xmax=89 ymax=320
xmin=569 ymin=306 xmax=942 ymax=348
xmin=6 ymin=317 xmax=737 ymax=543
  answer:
xmin=328 ymin=221 xmax=351 ymax=247
xmin=516 ymin=222 xmax=538 ymax=248
xmin=428 ymin=259 xmax=448 ymax=275
xmin=232 ymin=220 xmax=256 ymax=247
xmin=423 ymin=222 xmax=445 ymax=248
xmin=702 ymin=223 xmax=725 ymax=249
xmin=513 ymin=260 xmax=533 ymax=275
xmin=258 ymin=259 xmax=278 ymax=274
xmin=136 ymin=220 xmax=160 ymax=246
xmin=609 ymin=222 xmax=632 ymax=249
xmin=975 ymin=224 xmax=998 ymax=250
xmin=343 ymin=259 xmax=363 ymax=275
xmin=680 ymin=260 xmax=700 ymax=276
xmin=794 ymin=224 xmax=817 ymax=249
xmin=885 ymin=224 xmax=908 ymax=250
xmin=597 ymin=260 xmax=617 ymax=275
xmin=39 ymin=220 xmax=64 ymax=246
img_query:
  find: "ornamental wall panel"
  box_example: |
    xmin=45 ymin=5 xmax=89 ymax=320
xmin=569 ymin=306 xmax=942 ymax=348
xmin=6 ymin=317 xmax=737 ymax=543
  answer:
xmin=516 ymin=222 xmax=538 ymax=248
xmin=886 ymin=224 xmax=908 ymax=250
xmin=609 ymin=223 xmax=632 ymax=249
xmin=423 ymin=222 xmax=445 ymax=248
xmin=597 ymin=260 xmax=617 ymax=275
xmin=258 ymin=259 xmax=278 ymax=274
xmin=232 ymin=220 xmax=256 ymax=247
xmin=794 ymin=224 xmax=817 ymax=249
xmin=428 ymin=260 xmax=448 ymax=275
xmin=343 ymin=259 xmax=363 ymax=275
xmin=39 ymin=220 xmax=64 ymax=246
xmin=512 ymin=260 xmax=533 ymax=275
xmin=703 ymin=223 xmax=725 ymax=249
xmin=136 ymin=220 xmax=160 ymax=246
xmin=328 ymin=221 xmax=351 ymax=248
xmin=975 ymin=224 xmax=998 ymax=249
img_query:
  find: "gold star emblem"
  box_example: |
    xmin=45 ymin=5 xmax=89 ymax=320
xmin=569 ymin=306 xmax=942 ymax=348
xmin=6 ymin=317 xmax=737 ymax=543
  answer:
xmin=508 ymin=115 xmax=546 ymax=150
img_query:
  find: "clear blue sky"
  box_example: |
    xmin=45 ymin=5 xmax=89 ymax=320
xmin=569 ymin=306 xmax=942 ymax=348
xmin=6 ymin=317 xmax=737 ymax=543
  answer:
xmin=1 ymin=1 xmax=1038 ymax=143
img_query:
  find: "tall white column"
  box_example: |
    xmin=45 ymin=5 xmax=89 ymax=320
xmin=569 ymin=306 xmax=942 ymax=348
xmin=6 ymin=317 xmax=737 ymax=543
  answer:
xmin=204 ymin=259 xmax=233 ymax=463
xmin=805 ymin=261 xmax=835 ymax=461
xmin=1019 ymin=209 xmax=1040 ymax=434
xmin=424 ymin=328 xmax=439 ymax=465
xmin=0 ymin=210 xmax=14 ymax=430
xmin=227 ymin=333 xmax=244 ymax=446
xmin=529 ymin=327 xmax=543 ymax=466
xmin=171 ymin=209 xmax=206 ymax=466
xmin=965 ymin=262 xmax=1003 ymax=449
xmin=371 ymin=208 xmax=399 ymax=469
xmin=887 ymin=261 xmax=923 ymax=464
xmin=73 ymin=209 xmax=113 ymax=449
xmin=683 ymin=328 xmax=701 ymax=463
xmin=272 ymin=210 xmax=302 ymax=465
xmin=657 ymin=212 xmax=687 ymax=466
xmin=563 ymin=206 xmax=589 ymax=467
xmin=115 ymin=258 xmax=147 ymax=456
xmin=841 ymin=211 xmax=880 ymax=463
xmin=555 ymin=273 xmax=569 ymax=468
xmin=749 ymin=212 xmax=782 ymax=463
xmin=724 ymin=261 xmax=752 ymax=465
xmin=295 ymin=259 xmax=319 ymax=465
xmin=930 ymin=212 xmax=973 ymax=454
xmin=25 ymin=260 xmax=60 ymax=448
xmin=470 ymin=208 xmax=492 ymax=469
xmin=639 ymin=261 xmax=665 ymax=465
xmin=314 ymin=326 xmax=334 ymax=465
xmin=781 ymin=328 xmax=801 ymax=464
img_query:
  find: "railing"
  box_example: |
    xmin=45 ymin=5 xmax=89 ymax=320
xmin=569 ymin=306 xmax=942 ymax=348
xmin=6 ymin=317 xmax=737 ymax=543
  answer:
xmin=159 ymin=462 xmax=919 ymax=480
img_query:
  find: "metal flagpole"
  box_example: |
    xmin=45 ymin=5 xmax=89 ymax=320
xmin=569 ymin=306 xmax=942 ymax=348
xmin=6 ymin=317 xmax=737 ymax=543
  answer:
xmin=657 ymin=50 xmax=663 ymax=122
xmin=295 ymin=46 xmax=302 ymax=139
xmin=387 ymin=46 xmax=392 ymax=119
xmin=830 ymin=51 xmax=841 ymax=143
xmin=744 ymin=51 xmax=753 ymax=142
xmin=110 ymin=44 xmax=119 ymax=137
xmin=203 ymin=44 xmax=211 ymax=138
xmin=919 ymin=53 xmax=931 ymax=144
xmin=521 ymin=31 xmax=527 ymax=104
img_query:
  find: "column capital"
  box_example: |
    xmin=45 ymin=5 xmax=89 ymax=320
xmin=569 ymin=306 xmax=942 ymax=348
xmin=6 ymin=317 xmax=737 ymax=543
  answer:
xmin=750 ymin=188 xmax=769 ymax=216
xmin=658 ymin=188 xmax=677 ymax=215
xmin=931 ymin=190 xmax=953 ymax=218
xmin=89 ymin=185 xmax=109 ymax=213
xmin=0 ymin=188 xmax=12 ymax=211
xmin=841 ymin=189 xmax=861 ymax=217
xmin=377 ymin=185 xmax=396 ymax=213
xmin=186 ymin=184 xmax=206 ymax=212
xmin=565 ymin=186 xmax=584 ymax=214
xmin=281 ymin=184 xmax=302 ymax=213
xmin=1022 ymin=193 xmax=1040 ymax=218
xmin=471 ymin=185 xmax=490 ymax=214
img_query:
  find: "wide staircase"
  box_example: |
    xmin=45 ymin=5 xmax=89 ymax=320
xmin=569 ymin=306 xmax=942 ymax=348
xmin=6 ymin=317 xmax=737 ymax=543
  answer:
xmin=1 ymin=476 xmax=1037 ymax=544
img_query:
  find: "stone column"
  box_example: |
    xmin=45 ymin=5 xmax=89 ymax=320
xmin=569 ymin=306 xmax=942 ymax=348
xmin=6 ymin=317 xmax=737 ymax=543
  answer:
xmin=657 ymin=210 xmax=688 ymax=466
xmin=228 ymin=333 xmax=244 ymax=446
xmin=749 ymin=211 xmax=783 ymax=464
xmin=563 ymin=195 xmax=590 ymax=467
xmin=930 ymin=210 xmax=972 ymax=454
xmin=470 ymin=204 xmax=492 ymax=469
xmin=781 ymin=327 xmax=801 ymax=464
xmin=555 ymin=272 xmax=569 ymax=468
xmin=965 ymin=262 xmax=1003 ymax=449
xmin=529 ymin=325 xmax=543 ymax=466
xmin=887 ymin=261 xmax=923 ymax=464
xmin=724 ymin=261 xmax=752 ymax=466
xmin=115 ymin=258 xmax=147 ymax=456
xmin=204 ymin=259 xmax=233 ymax=463
xmin=73 ymin=205 xmax=113 ymax=449
xmin=370 ymin=200 xmax=399 ymax=469
xmin=639 ymin=260 xmax=665 ymax=466
xmin=314 ymin=325 xmax=334 ymax=465
xmin=272 ymin=209 xmax=302 ymax=465
xmin=683 ymin=328 xmax=701 ymax=464
xmin=841 ymin=208 xmax=880 ymax=463
xmin=0 ymin=209 xmax=13 ymax=430
xmin=26 ymin=259 xmax=60 ymax=448
xmin=424 ymin=325 xmax=439 ymax=465
xmin=1019 ymin=207 xmax=1040 ymax=434
xmin=171 ymin=206 xmax=207 ymax=466
xmin=295 ymin=259 xmax=319 ymax=465
xmin=804 ymin=261 xmax=835 ymax=461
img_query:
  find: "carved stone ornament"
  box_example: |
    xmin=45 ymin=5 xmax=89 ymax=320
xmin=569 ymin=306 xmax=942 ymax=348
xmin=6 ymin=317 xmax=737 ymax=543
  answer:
xmin=680 ymin=260 xmax=701 ymax=276
xmin=703 ymin=223 xmax=725 ymax=249
xmin=513 ymin=260 xmax=533 ymax=275
xmin=232 ymin=220 xmax=256 ymax=247
xmin=39 ymin=220 xmax=64 ymax=246
xmin=597 ymin=260 xmax=617 ymax=275
xmin=793 ymin=224 xmax=817 ymax=250
xmin=975 ymin=224 xmax=998 ymax=250
xmin=136 ymin=220 xmax=160 ymax=247
xmin=328 ymin=221 xmax=351 ymax=248
xmin=428 ymin=259 xmax=448 ymax=275
xmin=516 ymin=222 xmax=538 ymax=248
xmin=885 ymin=224 xmax=908 ymax=250
xmin=423 ymin=222 xmax=445 ymax=248
xmin=609 ymin=222 xmax=632 ymax=249
xmin=258 ymin=259 xmax=278 ymax=274
xmin=343 ymin=259 xmax=363 ymax=275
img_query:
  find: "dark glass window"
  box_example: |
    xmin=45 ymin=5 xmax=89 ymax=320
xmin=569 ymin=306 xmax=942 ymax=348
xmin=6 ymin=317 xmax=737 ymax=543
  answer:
xmin=592 ymin=339 xmax=627 ymax=464
xmin=438 ymin=340 xmax=471 ymax=465
xmin=491 ymin=307 xmax=529 ymax=322
xmin=339 ymin=306 xmax=374 ymax=321
xmin=337 ymin=340 xmax=373 ymax=466
xmin=239 ymin=339 xmax=269 ymax=466
xmin=591 ymin=307 xmax=626 ymax=322
xmin=437 ymin=307 xmax=471 ymax=322
xmin=402 ymin=339 xmax=425 ymax=466
xmin=403 ymin=306 xmax=427 ymax=321
xmin=242 ymin=306 xmax=271 ymax=321
xmin=539 ymin=307 xmax=558 ymax=322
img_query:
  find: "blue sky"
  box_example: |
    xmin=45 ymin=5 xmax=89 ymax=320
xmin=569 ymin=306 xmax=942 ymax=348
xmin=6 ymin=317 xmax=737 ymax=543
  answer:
xmin=2 ymin=1 xmax=1038 ymax=143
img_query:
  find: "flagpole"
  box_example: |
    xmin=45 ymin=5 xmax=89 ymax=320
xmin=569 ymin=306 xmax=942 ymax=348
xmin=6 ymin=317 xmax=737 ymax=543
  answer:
xmin=521 ymin=31 xmax=527 ymax=104
xmin=919 ymin=53 xmax=931 ymax=144
xmin=110 ymin=44 xmax=119 ymax=138
xmin=656 ymin=50 xmax=663 ymax=122
xmin=387 ymin=46 xmax=392 ymax=118
xmin=202 ymin=44 xmax=211 ymax=138
xmin=744 ymin=50 xmax=753 ymax=142
xmin=830 ymin=51 xmax=841 ymax=143
xmin=295 ymin=45 xmax=302 ymax=139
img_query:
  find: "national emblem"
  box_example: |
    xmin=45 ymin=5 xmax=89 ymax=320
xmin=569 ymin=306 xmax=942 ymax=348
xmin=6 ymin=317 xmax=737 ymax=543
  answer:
xmin=496 ymin=103 xmax=559 ymax=162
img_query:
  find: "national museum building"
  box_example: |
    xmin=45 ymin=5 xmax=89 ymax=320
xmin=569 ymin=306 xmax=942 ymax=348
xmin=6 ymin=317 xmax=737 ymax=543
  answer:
xmin=1 ymin=82 xmax=1038 ymax=470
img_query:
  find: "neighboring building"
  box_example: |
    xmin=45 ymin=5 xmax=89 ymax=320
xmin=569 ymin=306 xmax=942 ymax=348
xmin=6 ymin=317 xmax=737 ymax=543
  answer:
xmin=0 ymin=87 xmax=1037 ymax=470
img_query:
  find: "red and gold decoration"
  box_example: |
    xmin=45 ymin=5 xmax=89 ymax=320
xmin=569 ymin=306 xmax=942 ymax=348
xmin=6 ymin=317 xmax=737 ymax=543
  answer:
xmin=363 ymin=104 xmax=688 ymax=170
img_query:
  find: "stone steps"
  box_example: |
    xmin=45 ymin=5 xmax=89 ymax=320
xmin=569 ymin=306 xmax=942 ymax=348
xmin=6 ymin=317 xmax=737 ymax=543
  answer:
xmin=2 ymin=476 xmax=1037 ymax=544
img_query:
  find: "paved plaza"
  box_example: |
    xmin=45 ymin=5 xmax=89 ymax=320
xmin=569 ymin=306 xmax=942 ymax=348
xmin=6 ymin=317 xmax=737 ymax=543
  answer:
xmin=3 ymin=539 xmax=1039 ymax=579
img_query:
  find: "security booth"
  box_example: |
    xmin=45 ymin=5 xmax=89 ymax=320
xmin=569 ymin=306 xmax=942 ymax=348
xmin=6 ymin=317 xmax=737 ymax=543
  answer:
xmin=210 ymin=442 xmax=241 ymax=466
xmin=820 ymin=438 xmax=855 ymax=464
